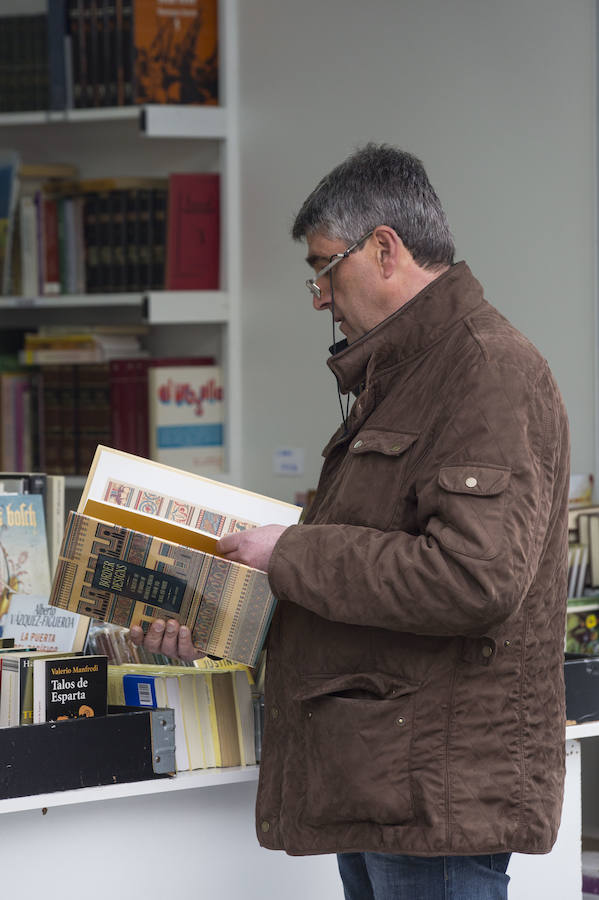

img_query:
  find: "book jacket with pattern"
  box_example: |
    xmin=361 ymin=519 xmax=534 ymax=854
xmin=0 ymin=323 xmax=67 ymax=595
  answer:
xmin=49 ymin=511 xmax=275 ymax=667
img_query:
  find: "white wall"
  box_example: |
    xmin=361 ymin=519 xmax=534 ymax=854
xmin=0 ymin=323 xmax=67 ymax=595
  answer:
xmin=237 ymin=0 xmax=596 ymax=502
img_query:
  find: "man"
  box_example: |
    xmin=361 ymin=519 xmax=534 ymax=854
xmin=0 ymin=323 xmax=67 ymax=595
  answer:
xmin=131 ymin=144 xmax=570 ymax=899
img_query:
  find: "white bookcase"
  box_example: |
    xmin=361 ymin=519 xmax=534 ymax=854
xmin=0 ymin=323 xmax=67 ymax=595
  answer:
xmin=0 ymin=0 xmax=243 ymax=487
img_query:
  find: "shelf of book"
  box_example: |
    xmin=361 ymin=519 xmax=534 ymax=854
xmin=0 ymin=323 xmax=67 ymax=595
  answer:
xmin=0 ymin=764 xmax=259 ymax=816
xmin=566 ymin=720 xmax=599 ymax=740
xmin=0 ymin=105 xmax=228 ymax=140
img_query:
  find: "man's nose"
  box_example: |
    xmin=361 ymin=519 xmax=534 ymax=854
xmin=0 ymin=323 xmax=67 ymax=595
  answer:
xmin=312 ymin=287 xmax=330 ymax=311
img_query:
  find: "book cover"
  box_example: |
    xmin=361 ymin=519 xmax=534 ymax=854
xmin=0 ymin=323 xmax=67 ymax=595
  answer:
xmin=48 ymin=0 xmax=69 ymax=110
xmin=0 ymin=492 xmax=86 ymax=653
xmin=566 ymin=603 xmax=599 ymax=657
xmin=148 ymin=361 xmax=224 ymax=474
xmin=132 ymin=0 xmax=218 ymax=105
xmin=50 ymin=510 xmax=277 ymax=667
xmin=33 ymin=653 xmax=108 ymax=722
xmin=166 ymin=173 xmax=219 ymax=290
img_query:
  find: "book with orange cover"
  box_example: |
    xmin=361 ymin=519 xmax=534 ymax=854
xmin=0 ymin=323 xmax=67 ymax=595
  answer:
xmin=133 ymin=0 xmax=218 ymax=105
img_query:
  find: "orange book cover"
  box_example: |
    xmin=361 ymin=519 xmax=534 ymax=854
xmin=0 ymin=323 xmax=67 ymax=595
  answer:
xmin=133 ymin=0 xmax=218 ymax=105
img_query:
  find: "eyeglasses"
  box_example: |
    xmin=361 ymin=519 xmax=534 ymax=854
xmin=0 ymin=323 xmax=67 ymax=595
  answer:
xmin=305 ymin=229 xmax=375 ymax=299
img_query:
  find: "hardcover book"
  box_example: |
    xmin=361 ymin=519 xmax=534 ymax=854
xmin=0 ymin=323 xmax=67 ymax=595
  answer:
xmin=165 ymin=173 xmax=219 ymax=290
xmin=33 ymin=653 xmax=108 ymax=723
xmin=48 ymin=445 xmax=301 ymax=665
xmin=132 ymin=0 xmax=218 ymax=105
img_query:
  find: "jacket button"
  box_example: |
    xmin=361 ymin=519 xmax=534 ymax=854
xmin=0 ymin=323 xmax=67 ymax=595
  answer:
xmin=390 ymin=445 xmax=402 ymax=452
xmin=261 ymin=820 xmax=271 ymax=833
xmin=465 ymin=476 xmax=478 ymax=488
xmin=270 ymin=706 xmax=279 ymax=720
xmin=504 ymin=640 xmax=511 ymax=648
xmin=354 ymin=440 xmax=363 ymax=448
xmin=306 ymin=711 xmax=313 ymax=719
xmin=482 ymin=645 xmax=493 ymax=658
xmin=395 ymin=717 xmax=406 ymax=727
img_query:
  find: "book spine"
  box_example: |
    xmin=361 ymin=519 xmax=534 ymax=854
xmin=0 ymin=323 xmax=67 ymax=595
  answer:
xmin=47 ymin=0 xmax=68 ymax=110
xmin=104 ymin=0 xmax=116 ymax=106
xmin=166 ymin=174 xmax=220 ymax=290
xmin=42 ymin=196 xmax=61 ymax=295
xmin=93 ymin=0 xmax=107 ymax=106
xmin=83 ymin=0 xmax=94 ymax=107
xmin=122 ymin=0 xmax=133 ymax=105
xmin=125 ymin=187 xmax=139 ymax=290
xmin=19 ymin=195 xmax=39 ymax=298
xmin=151 ymin=187 xmax=167 ymax=289
xmin=83 ymin=192 xmax=100 ymax=292
xmin=137 ymin=187 xmax=152 ymax=290
xmin=68 ymin=0 xmax=83 ymax=108
xmin=111 ymin=189 xmax=127 ymax=291
xmin=97 ymin=191 xmax=112 ymax=292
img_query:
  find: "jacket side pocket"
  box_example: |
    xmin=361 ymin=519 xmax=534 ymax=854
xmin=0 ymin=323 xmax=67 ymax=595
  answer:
xmin=297 ymin=672 xmax=419 ymax=827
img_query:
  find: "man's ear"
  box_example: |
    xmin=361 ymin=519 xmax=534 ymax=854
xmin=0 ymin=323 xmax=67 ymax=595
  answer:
xmin=373 ymin=226 xmax=402 ymax=278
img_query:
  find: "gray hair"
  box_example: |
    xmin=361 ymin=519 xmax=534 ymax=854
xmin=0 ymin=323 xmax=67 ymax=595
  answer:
xmin=291 ymin=143 xmax=455 ymax=270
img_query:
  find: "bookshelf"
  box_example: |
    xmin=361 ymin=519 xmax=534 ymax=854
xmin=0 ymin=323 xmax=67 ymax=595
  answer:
xmin=0 ymin=0 xmax=242 ymax=486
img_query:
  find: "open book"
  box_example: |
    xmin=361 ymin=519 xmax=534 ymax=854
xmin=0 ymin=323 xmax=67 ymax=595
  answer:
xmin=49 ymin=447 xmax=301 ymax=665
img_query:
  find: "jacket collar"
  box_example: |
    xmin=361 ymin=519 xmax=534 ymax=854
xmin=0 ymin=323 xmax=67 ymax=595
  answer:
xmin=326 ymin=261 xmax=485 ymax=395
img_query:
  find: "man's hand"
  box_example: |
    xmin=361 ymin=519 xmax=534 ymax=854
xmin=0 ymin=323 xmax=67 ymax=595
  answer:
xmin=128 ymin=524 xmax=287 ymax=661
xmin=216 ymin=523 xmax=287 ymax=572
xmin=129 ymin=620 xmax=200 ymax=663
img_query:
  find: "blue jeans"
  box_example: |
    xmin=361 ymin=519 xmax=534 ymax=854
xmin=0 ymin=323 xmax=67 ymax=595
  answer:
xmin=337 ymin=852 xmax=511 ymax=900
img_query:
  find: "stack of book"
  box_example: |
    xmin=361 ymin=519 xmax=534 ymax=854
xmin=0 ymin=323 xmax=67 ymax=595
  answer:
xmin=2 ymin=165 xmax=220 ymax=297
xmin=0 ymin=0 xmax=218 ymax=114
xmin=108 ymin=660 xmax=256 ymax=771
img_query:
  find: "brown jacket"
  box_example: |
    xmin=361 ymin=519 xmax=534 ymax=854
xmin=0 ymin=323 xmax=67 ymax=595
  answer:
xmin=258 ymin=262 xmax=570 ymax=857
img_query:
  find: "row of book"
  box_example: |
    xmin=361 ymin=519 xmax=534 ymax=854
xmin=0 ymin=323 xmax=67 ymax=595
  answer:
xmin=0 ymin=354 xmax=224 ymax=477
xmin=0 ymin=0 xmax=219 ymax=114
xmin=1 ymin=160 xmax=220 ymax=297
xmin=0 ymin=646 xmax=260 ymax=771
xmin=108 ymin=662 xmax=258 ymax=770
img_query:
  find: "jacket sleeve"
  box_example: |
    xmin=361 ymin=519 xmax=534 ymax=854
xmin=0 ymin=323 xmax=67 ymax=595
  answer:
xmin=268 ymin=366 xmax=570 ymax=637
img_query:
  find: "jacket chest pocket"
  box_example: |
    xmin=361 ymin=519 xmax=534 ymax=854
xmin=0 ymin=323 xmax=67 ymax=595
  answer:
xmin=331 ymin=429 xmax=420 ymax=529
xmin=296 ymin=672 xmax=419 ymax=828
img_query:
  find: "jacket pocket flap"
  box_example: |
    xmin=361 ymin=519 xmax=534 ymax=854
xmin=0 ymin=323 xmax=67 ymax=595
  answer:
xmin=296 ymin=672 xmax=420 ymax=702
xmin=349 ymin=429 xmax=420 ymax=457
xmin=438 ymin=464 xmax=511 ymax=496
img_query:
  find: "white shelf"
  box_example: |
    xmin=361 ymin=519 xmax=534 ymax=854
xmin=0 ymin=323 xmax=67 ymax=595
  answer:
xmin=146 ymin=290 xmax=229 ymax=324
xmin=0 ymin=291 xmax=229 ymax=325
xmin=566 ymin=720 xmax=599 ymax=740
xmin=0 ymin=764 xmax=259 ymax=816
xmin=0 ymin=104 xmax=228 ymax=139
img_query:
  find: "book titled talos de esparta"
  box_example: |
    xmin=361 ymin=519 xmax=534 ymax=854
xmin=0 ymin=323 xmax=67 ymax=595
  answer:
xmin=33 ymin=654 xmax=108 ymax=724
xmin=133 ymin=0 xmax=219 ymax=105
xmin=49 ymin=446 xmax=301 ymax=666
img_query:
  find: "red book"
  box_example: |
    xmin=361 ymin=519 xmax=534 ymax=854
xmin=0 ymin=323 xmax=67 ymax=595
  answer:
xmin=166 ymin=174 xmax=219 ymax=290
xmin=42 ymin=197 xmax=61 ymax=295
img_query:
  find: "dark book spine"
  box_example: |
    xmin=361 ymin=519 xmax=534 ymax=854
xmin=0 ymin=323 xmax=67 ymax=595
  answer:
xmin=83 ymin=193 xmax=100 ymax=293
xmin=34 ymin=13 xmax=49 ymax=111
xmin=125 ymin=188 xmax=139 ymax=290
xmin=48 ymin=0 xmax=68 ymax=110
xmin=68 ymin=0 xmax=83 ymax=108
xmin=121 ymin=0 xmax=133 ymax=105
xmin=97 ymin=191 xmax=112 ymax=291
xmin=114 ymin=0 xmax=124 ymax=105
xmin=75 ymin=362 xmax=112 ymax=474
xmin=137 ymin=188 xmax=152 ymax=290
xmin=111 ymin=189 xmax=127 ymax=291
xmin=151 ymin=187 xmax=167 ymax=290
xmin=85 ymin=0 xmax=97 ymax=106
xmin=94 ymin=0 xmax=107 ymax=106
xmin=104 ymin=0 xmax=116 ymax=106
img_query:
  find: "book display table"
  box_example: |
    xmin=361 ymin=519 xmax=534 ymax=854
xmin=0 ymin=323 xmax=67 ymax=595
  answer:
xmin=0 ymin=722 xmax=592 ymax=899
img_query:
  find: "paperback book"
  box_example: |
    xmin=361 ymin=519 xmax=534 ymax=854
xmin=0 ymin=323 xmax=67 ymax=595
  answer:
xmin=33 ymin=653 xmax=108 ymax=723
